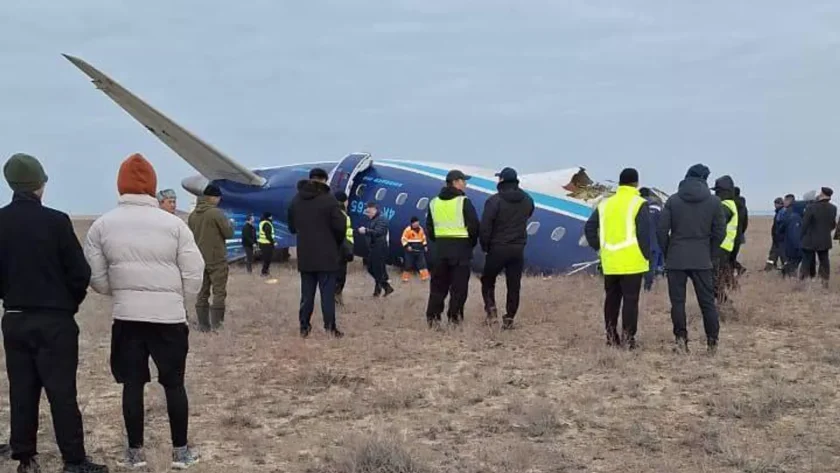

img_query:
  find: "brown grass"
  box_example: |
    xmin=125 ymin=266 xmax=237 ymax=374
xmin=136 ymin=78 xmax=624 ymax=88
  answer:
xmin=1 ymin=217 xmax=839 ymax=472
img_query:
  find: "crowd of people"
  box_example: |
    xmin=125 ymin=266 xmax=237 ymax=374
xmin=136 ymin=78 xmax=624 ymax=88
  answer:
xmin=1 ymin=150 xmax=835 ymax=472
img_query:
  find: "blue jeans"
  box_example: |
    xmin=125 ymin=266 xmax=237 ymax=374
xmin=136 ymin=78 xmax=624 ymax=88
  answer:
xmin=644 ymin=250 xmax=664 ymax=290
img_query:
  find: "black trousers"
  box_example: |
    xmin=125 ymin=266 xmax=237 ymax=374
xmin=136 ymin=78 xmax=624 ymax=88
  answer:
xmin=299 ymin=271 xmax=337 ymax=331
xmin=111 ymin=320 xmax=189 ymax=449
xmin=2 ymin=312 xmax=86 ymax=463
xmin=259 ymin=244 xmax=274 ymax=276
xmin=800 ymin=249 xmax=830 ymax=282
xmin=336 ymin=260 xmax=347 ymax=295
xmin=243 ymin=246 xmax=254 ymax=273
xmin=713 ymin=251 xmax=734 ymax=304
xmin=366 ymin=249 xmax=389 ymax=287
xmin=480 ymin=247 xmax=524 ymax=319
xmin=667 ymin=270 xmax=720 ymax=342
xmin=426 ymin=256 xmax=471 ymax=323
xmin=603 ymin=273 xmax=643 ymax=341
xmin=782 ymin=256 xmax=801 ymax=277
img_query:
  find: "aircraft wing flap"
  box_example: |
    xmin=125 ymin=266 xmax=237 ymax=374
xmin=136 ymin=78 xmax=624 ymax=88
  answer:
xmin=63 ymin=54 xmax=266 ymax=187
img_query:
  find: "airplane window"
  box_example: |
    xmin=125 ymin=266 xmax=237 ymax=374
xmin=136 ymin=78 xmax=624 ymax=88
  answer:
xmin=526 ymin=221 xmax=540 ymax=235
xmin=550 ymin=226 xmax=566 ymax=241
xmin=416 ymin=197 xmax=429 ymax=210
xmin=395 ymin=192 xmax=408 ymax=205
xmin=375 ymin=188 xmax=387 ymax=201
xmin=355 ymin=184 xmax=366 ymax=197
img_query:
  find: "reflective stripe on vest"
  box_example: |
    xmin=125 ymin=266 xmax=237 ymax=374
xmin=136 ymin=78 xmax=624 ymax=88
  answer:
xmin=720 ymin=199 xmax=739 ymax=252
xmin=597 ymin=186 xmax=649 ymax=275
xmin=343 ymin=211 xmax=354 ymax=244
xmin=429 ymin=195 xmax=468 ymax=238
xmin=258 ymin=220 xmax=274 ymax=244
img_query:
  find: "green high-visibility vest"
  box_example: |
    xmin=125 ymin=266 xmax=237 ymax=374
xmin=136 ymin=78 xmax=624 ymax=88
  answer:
xmin=343 ymin=211 xmax=354 ymax=243
xmin=720 ymin=199 xmax=739 ymax=252
xmin=258 ymin=220 xmax=274 ymax=245
xmin=597 ymin=186 xmax=650 ymax=275
xmin=429 ymin=195 xmax=469 ymax=238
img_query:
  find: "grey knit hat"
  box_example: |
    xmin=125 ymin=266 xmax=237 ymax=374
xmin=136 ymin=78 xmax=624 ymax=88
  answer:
xmin=4 ymin=153 xmax=48 ymax=192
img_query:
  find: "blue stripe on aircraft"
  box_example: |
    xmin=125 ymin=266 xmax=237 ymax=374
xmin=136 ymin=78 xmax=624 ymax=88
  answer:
xmin=378 ymin=160 xmax=594 ymax=219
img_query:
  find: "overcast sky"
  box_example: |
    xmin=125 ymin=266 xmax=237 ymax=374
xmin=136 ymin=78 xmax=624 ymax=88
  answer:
xmin=2 ymin=0 xmax=839 ymax=214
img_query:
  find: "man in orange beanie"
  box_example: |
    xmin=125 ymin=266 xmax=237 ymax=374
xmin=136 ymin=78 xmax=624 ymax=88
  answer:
xmin=85 ymin=153 xmax=204 ymax=469
xmin=188 ymin=183 xmax=234 ymax=330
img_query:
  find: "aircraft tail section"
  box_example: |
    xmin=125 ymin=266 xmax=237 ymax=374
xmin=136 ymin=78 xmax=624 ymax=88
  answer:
xmin=63 ymin=54 xmax=266 ymax=187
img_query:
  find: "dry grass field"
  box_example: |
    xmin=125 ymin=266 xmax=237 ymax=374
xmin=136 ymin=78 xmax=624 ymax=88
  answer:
xmin=2 ymin=217 xmax=840 ymax=472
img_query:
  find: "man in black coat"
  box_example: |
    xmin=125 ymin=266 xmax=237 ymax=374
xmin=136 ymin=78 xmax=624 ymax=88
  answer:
xmin=425 ymin=170 xmax=481 ymax=327
xmin=765 ymin=197 xmax=785 ymax=271
xmin=731 ymin=186 xmax=749 ymax=275
xmin=359 ymin=202 xmax=394 ymax=297
xmin=479 ymin=167 xmax=534 ymax=329
xmin=800 ymin=187 xmax=837 ymax=287
xmin=288 ymin=168 xmax=347 ymax=338
xmin=0 ymin=154 xmax=108 ymax=473
xmin=241 ymin=214 xmax=257 ymax=274
xmin=657 ymin=164 xmax=726 ymax=354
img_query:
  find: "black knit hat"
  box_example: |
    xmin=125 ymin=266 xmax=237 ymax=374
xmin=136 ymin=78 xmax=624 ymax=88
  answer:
xmin=203 ymin=184 xmax=222 ymax=197
xmin=619 ymin=168 xmax=639 ymax=185
xmin=822 ymin=187 xmax=834 ymax=198
xmin=334 ymin=191 xmax=348 ymax=203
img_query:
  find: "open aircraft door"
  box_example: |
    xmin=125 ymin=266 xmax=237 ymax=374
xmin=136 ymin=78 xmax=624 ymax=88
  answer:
xmin=328 ymin=152 xmax=373 ymax=197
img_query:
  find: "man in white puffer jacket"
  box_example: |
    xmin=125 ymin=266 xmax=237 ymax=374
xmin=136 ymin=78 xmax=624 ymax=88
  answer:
xmin=83 ymin=154 xmax=205 ymax=470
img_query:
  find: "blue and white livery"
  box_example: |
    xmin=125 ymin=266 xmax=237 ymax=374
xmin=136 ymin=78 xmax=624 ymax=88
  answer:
xmin=65 ymin=54 xmax=662 ymax=275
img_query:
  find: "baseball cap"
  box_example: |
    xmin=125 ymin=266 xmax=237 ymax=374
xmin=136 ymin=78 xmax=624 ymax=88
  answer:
xmin=495 ymin=167 xmax=518 ymax=182
xmin=445 ymin=169 xmax=471 ymax=183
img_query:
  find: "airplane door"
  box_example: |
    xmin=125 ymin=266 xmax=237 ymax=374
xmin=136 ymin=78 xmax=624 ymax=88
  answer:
xmin=327 ymin=153 xmax=373 ymax=197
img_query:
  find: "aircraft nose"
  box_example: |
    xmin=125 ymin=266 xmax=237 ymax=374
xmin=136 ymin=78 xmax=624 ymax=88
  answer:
xmin=181 ymin=174 xmax=209 ymax=196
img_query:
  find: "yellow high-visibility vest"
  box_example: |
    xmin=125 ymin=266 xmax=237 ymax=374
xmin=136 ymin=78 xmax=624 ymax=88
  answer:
xmin=720 ymin=199 xmax=739 ymax=252
xmin=258 ymin=220 xmax=274 ymax=245
xmin=429 ymin=195 xmax=468 ymax=238
xmin=342 ymin=211 xmax=354 ymax=244
xmin=597 ymin=186 xmax=649 ymax=275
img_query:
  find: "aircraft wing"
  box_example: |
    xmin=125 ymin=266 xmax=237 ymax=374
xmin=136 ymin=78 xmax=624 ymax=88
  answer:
xmin=62 ymin=54 xmax=266 ymax=187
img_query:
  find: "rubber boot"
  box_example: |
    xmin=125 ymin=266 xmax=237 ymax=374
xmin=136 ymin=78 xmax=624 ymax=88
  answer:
xmin=209 ymin=307 xmax=225 ymax=331
xmin=195 ymin=306 xmax=211 ymax=332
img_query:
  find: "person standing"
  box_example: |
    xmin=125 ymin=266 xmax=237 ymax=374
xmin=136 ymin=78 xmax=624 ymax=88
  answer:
xmin=778 ymin=195 xmax=804 ymax=277
xmin=479 ymin=167 xmax=534 ymax=329
xmin=731 ymin=186 xmax=748 ymax=275
xmin=256 ymin=213 xmax=275 ymax=277
xmin=584 ymin=168 xmax=650 ymax=349
xmin=240 ymin=214 xmax=257 ymax=274
xmin=800 ymin=187 xmax=837 ymax=287
xmin=187 ymin=184 xmax=234 ymax=331
xmin=765 ymin=197 xmax=785 ymax=271
xmin=359 ymin=202 xmax=394 ymax=296
xmin=425 ymin=170 xmax=480 ymax=328
xmin=711 ymin=176 xmax=739 ymax=310
xmin=0 ymin=153 xmax=108 ymax=473
xmin=334 ymin=192 xmax=354 ymax=306
xmin=287 ymin=168 xmax=347 ymax=338
xmin=400 ymin=217 xmax=430 ymax=282
xmin=157 ymin=188 xmax=177 ymax=214
xmin=639 ymin=187 xmax=663 ymax=291
xmin=84 ymin=153 xmax=204 ymax=469
xmin=657 ymin=164 xmax=726 ymax=354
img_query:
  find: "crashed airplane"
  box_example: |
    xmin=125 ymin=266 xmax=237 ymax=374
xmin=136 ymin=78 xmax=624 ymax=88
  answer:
xmin=63 ymin=54 xmax=668 ymax=275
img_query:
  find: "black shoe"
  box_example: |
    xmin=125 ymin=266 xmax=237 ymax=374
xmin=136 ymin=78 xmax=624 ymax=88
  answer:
xmin=606 ymin=330 xmax=621 ymax=347
xmin=673 ymin=337 xmax=689 ymax=354
xmin=372 ymin=287 xmax=382 ymax=297
xmin=329 ymin=328 xmax=344 ymax=339
xmin=300 ymin=327 xmax=311 ymax=338
xmin=17 ymin=457 xmax=40 ymax=473
xmin=382 ymin=284 xmax=394 ymax=297
xmin=427 ymin=319 xmax=442 ymax=330
xmin=63 ymin=458 xmax=108 ymax=473
xmin=707 ymin=338 xmax=718 ymax=355
xmin=501 ymin=316 xmax=514 ymax=330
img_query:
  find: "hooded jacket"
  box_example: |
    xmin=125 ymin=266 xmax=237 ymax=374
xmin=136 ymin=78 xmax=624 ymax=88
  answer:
xmin=479 ymin=181 xmax=535 ymax=253
xmin=85 ymin=194 xmax=205 ymax=324
xmin=426 ymin=186 xmax=480 ymax=261
xmin=779 ymin=201 xmax=806 ymax=259
xmin=287 ymin=179 xmax=346 ymax=272
xmin=0 ymin=192 xmax=91 ymax=314
xmin=188 ymin=196 xmax=234 ymax=266
xmin=657 ymin=171 xmax=726 ymax=270
xmin=801 ymin=198 xmax=837 ymax=251
xmin=713 ymin=175 xmax=737 ymax=255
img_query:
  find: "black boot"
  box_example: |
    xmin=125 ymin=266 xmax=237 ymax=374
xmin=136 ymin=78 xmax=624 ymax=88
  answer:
xmin=623 ymin=331 xmax=637 ymax=350
xmin=373 ymin=284 xmax=382 ymax=297
xmin=195 ymin=306 xmax=211 ymax=332
xmin=606 ymin=329 xmax=621 ymax=347
xmin=485 ymin=307 xmax=498 ymax=325
xmin=62 ymin=457 xmax=108 ymax=473
xmin=382 ymin=282 xmax=394 ymax=297
xmin=707 ymin=338 xmax=718 ymax=355
xmin=501 ymin=315 xmax=514 ymax=330
xmin=674 ymin=336 xmax=689 ymax=354
xmin=17 ymin=457 xmax=39 ymax=473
